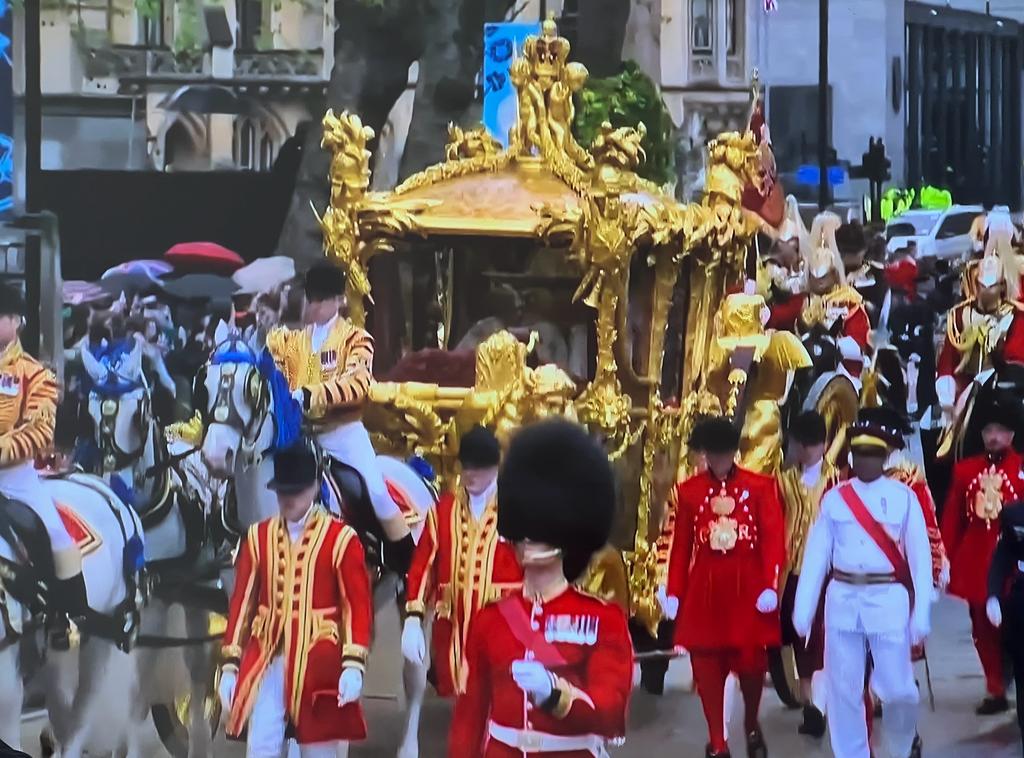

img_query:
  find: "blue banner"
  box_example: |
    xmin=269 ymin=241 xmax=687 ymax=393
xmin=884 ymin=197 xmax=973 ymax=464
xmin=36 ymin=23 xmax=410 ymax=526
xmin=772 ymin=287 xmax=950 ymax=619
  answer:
xmin=482 ymin=21 xmax=541 ymax=147
xmin=0 ymin=0 xmax=12 ymax=214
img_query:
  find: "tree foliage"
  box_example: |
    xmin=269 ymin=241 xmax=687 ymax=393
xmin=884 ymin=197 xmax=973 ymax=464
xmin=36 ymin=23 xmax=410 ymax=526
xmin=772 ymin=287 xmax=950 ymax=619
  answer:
xmin=573 ymin=60 xmax=675 ymax=186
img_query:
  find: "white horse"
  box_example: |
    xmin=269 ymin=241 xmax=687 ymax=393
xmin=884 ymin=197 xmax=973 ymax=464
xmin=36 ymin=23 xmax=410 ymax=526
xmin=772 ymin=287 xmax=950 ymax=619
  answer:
xmin=0 ymin=471 xmax=143 ymax=757
xmin=199 ymin=321 xmax=436 ymax=758
xmin=80 ymin=341 xmax=223 ymax=758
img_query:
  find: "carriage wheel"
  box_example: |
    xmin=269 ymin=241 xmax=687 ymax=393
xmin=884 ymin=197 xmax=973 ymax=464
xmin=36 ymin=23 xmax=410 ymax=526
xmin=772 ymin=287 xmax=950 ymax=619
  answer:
xmin=152 ymin=691 xmax=221 ymax=758
xmin=768 ymin=646 xmax=802 ymax=709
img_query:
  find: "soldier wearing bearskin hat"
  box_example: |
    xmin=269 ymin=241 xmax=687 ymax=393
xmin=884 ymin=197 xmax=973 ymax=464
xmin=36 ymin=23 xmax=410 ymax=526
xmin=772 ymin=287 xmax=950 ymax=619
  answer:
xmin=662 ymin=417 xmax=785 ymax=758
xmin=984 ymin=503 xmax=1024 ymax=747
xmin=402 ymin=425 xmax=523 ymax=697
xmin=941 ymin=390 xmax=1024 ymax=714
xmin=794 ymin=407 xmax=932 ymax=758
xmin=449 ymin=419 xmax=632 ymax=756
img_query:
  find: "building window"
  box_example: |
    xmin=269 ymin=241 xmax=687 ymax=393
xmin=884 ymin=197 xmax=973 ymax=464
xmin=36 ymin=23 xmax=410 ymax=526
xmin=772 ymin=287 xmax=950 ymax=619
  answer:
xmin=138 ymin=0 xmax=165 ymax=47
xmin=726 ymin=0 xmax=737 ymax=55
xmin=691 ymin=0 xmax=713 ymax=54
xmin=239 ymin=0 xmax=265 ymax=51
xmin=259 ymin=133 xmax=275 ymax=170
xmin=235 ymin=120 xmax=257 ymax=170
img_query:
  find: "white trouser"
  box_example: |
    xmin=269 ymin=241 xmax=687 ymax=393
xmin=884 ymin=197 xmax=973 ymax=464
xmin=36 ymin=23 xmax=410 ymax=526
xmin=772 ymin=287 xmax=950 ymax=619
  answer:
xmin=824 ymin=622 xmax=919 ymax=758
xmin=0 ymin=461 xmax=79 ymax=578
xmin=318 ymin=420 xmax=404 ymax=533
xmin=247 ymin=656 xmax=347 ymax=758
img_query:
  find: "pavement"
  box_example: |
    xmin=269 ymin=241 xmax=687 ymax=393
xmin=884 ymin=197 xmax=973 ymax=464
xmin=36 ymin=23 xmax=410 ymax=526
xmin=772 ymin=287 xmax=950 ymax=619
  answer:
xmin=17 ymin=596 xmax=1024 ymax=757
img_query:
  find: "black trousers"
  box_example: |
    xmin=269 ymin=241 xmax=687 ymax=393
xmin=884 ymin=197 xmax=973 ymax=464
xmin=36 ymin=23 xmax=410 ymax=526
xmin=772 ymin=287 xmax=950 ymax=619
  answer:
xmin=1002 ymin=580 xmax=1024 ymax=749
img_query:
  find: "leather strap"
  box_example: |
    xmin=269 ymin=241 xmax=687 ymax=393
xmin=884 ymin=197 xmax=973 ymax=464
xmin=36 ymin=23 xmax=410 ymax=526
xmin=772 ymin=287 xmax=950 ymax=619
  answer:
xmin=837 ymin=483 xmax=914 ymax=610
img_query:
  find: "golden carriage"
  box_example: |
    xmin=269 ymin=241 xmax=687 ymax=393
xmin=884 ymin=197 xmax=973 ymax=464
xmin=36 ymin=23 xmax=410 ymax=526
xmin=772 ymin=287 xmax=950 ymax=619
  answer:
xmin=316 ymin=19 xmax=774 ymax=633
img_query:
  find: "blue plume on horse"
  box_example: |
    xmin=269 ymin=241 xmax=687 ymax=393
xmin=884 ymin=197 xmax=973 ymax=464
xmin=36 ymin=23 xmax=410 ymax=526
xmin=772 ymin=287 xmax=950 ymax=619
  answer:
xmin=109 ymin=473 xmax=136 ymax=509
xmin=407 ymin=453 xmax=436 ymax=483
xmin=256 ymin=347 xmax=301 ymax=452
xmin=123 ymin=534 xmax=145 ymax=574
xmin=209 ymin=339 xmax=301 ymax=453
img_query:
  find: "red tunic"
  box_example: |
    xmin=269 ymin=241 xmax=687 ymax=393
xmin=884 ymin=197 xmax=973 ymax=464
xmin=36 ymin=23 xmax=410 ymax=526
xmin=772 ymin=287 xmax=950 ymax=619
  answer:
xmin=937 ymin=302 xmax=1024 ymax=396
xmin=767 ymin=292 xmax=806 ymax=333
xmin=941 ymin=451 xmax=1024 ymax=604
xmin=667 ymin=467 xmax=785 ymax=651
xmin=405 ymin=488 xmax=523 ymax=696
xmin=449 ymin=588 xmax=632 ymax=757
xmin=221 ymin=510 xmax=372 ymax=743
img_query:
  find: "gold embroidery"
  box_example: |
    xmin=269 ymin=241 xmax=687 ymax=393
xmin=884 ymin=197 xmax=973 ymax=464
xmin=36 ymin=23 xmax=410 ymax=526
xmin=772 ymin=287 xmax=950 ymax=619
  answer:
xmin=974 ymin=468 xmax=1005 ymax=522
xmin=709 ymin=517 xmax=739 ymax=553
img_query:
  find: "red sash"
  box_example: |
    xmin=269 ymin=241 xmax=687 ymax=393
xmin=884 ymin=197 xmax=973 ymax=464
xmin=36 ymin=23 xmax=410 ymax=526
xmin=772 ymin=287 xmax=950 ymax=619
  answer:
xmin=497 ymin=597 xmax=566 ymax=667
xmin=837 ymin=483 xmax=915 ymax=610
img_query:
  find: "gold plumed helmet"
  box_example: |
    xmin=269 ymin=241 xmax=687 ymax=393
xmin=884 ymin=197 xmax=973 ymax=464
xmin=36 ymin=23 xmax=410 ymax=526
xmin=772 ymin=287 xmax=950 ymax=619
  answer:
xmin=778 ymin=195 xmax=808 ymax=247
xmin=805 ymin=211 xmax=845 ymax=284
xmin=981 ymin=207 xmax=1020 ymax=300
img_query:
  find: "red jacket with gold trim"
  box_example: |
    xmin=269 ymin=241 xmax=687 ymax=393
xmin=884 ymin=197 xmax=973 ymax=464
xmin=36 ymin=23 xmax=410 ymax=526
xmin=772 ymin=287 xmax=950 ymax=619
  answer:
xmin=221 ymin=508 xmax=372 ymax=743
xmin=941 ymin=450 xmax=1024 ymax=605
xmin=405 ymin=488 xmax=523 ymax=696
xmin=667 ymin=466 xmax=786 ymax=651
xmin=449 ymin=587 xmax=632 ymax=757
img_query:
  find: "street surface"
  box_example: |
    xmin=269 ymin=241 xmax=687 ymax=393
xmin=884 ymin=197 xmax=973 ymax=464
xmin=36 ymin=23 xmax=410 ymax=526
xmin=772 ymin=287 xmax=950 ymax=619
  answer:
xmin=18 ymin=597 xmax=1023 ymax=757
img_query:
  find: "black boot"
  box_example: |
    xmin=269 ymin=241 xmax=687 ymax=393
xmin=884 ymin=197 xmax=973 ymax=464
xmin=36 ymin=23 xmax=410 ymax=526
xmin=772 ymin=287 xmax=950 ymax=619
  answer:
xmin=48 ymin=573 xmax=89 ymax=650
xmin=976 ymin=694 xmax=1009 ymax=715
xmin=798 ymin=704 xmax=826 ymax=738
xmin=704 ymin=745 xmax=731 ymax=758
xmin=746 ymin=729 xmax=768 ymax=758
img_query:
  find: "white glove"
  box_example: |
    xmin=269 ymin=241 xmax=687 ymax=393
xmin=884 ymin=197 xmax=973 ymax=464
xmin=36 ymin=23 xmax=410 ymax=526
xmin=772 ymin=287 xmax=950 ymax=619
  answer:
xmin=755 ymin=588 xmax=778 ymax=614
xmin=656 ymin=586 xmax=679 ymax=621
xmin=218 ymin=669 xmax=237 ymax=711
xmin=511 ymin=660 xmax=554 ymax=704
xmin=936 ymin=375 xmax=956 ymax=414
xmin=401 ymin=617 xmax=426 ymax=665
xmin=910 ymin=612 xmax=930 ymax=646
xmin=337 ymin=667 xmax=363 ymax=706
xmin=987 ymin=596 xmax=1003 ymax=628
xmin=938 ymin=558 xmax=951 ymax=591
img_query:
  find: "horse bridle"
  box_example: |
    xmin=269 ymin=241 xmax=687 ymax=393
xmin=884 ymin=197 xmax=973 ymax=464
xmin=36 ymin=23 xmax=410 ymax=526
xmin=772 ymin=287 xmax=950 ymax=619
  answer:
xmin=93 ymin=376 xmax=152 ymax=474
xmin=205 ymin=339 xmax=272 ymax=463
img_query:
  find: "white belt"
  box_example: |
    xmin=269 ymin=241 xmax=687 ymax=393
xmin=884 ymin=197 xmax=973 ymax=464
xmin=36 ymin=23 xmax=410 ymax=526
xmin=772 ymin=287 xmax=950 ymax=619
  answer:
xmin=487 ymin=722 xmax=609 ymax=756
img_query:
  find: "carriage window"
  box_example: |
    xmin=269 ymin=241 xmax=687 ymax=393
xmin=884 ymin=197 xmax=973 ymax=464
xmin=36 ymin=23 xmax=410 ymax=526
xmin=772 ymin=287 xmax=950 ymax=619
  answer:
xmin=367 ymin=244 xmax=592 ymax=387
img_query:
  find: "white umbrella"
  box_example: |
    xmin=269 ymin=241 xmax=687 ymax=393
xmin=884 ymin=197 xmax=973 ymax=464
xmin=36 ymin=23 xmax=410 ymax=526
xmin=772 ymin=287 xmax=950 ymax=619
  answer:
xmin=232 ymin=256 xmax=296 ymax=294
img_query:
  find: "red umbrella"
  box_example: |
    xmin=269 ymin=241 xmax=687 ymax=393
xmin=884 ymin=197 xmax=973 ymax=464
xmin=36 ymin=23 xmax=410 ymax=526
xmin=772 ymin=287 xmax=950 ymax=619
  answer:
xmin=163 ymin=242 xmax=245 ymax=274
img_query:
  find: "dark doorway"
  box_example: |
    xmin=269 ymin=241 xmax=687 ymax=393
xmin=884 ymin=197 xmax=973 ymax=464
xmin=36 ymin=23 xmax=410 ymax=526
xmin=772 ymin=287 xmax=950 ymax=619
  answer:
xmin=905 ymin=3 xmax=1022 ymax=208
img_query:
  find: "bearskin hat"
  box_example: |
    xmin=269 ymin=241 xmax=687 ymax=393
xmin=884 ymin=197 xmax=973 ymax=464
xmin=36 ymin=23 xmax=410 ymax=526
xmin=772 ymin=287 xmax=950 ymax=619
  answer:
xmin=0 ymin=282 xmax=25 ymax=318
xmin=790 ymin=411 xmax=827 ymax=446
xmin=691 ymin=416 xmax=740 ymax=455
xmin=835 ymin=221 xmax=868 ymax=256
xmin=497 ymin=419 xmax=615 ymax=582
xmin=303 ymin=260 xmax=347 ymax=300
xmin=849 ymin=406 xmax=910 ymax=452
xmin=971 ymin=389 xmax=1024 ymax=438
xmin=458 ymin=425 xmax=501 ymax=469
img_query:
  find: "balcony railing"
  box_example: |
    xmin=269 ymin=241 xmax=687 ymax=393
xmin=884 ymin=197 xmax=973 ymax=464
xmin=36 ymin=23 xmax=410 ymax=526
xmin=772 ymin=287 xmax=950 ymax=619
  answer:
xmin=234 ymin=49 xmax=325 ymax=80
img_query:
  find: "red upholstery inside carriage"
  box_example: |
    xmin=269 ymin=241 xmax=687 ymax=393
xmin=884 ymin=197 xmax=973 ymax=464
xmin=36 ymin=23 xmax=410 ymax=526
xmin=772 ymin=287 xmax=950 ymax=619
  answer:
xmin=380 ymin=348 xmax=477 ymax=388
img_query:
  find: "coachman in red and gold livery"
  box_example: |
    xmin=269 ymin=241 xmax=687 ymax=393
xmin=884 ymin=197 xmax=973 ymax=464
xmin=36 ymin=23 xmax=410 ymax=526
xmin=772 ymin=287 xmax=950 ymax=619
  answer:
xmin=217 ymin=440 xmax=373 ymax=754
xmin=402 ymin=426 xmax=523 ymax=696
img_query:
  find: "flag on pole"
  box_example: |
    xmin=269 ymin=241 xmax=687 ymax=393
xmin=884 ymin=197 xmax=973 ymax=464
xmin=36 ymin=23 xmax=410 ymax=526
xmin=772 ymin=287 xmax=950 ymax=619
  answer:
xmin=764 ymin=0 xmax=778 ymax=11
